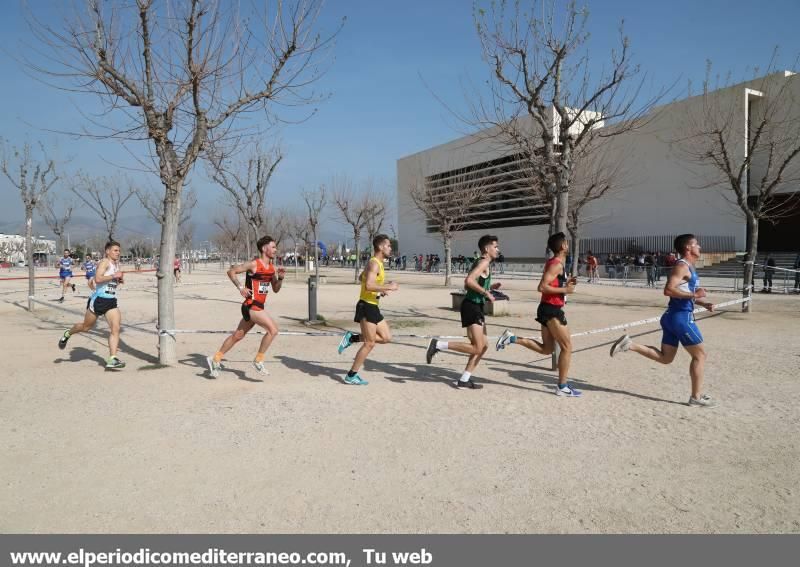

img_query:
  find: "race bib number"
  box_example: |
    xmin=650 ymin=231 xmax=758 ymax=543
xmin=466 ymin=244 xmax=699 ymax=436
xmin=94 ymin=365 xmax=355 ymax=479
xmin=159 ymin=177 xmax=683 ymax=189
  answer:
xmin=258 ymin=281 xmax=270 ymax=295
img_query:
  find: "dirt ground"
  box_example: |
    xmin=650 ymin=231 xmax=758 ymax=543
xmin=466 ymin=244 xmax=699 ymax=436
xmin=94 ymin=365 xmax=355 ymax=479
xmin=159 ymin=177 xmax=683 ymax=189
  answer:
xmin=1 ymin=265 xmax=798 ymax=533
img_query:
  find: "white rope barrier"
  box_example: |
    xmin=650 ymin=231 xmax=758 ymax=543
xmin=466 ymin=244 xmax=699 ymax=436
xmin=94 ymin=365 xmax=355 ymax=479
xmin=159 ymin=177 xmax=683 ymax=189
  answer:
xmin=156 ymin=296 xmax=751 ymax=340
xmin=26 ymin=296 xmax=159 ymax=335
xmin=567 ymin=296 xmax=749 ymax=339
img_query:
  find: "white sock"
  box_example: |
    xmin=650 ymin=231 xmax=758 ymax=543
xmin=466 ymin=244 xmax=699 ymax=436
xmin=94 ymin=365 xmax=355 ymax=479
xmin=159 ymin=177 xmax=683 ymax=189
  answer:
xmin=436 ymin=340 xmax=448 ymax=350
xmin=459 ymin=371 xmax=471 ymax=383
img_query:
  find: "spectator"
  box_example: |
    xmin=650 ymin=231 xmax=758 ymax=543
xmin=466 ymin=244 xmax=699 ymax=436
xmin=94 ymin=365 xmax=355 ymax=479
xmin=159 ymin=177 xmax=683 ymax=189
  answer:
xmin=645 ymin=252 xmax=655 ymax=287
xmin=586 ymin=250 xmax=599 ymax=283
xmin=762 ymin=254 xmax=776 ymax=293
xmin=793 ymin=253 xmax=800 ymax=293
xmin=605 ymin=254 xmax=616 ymax=279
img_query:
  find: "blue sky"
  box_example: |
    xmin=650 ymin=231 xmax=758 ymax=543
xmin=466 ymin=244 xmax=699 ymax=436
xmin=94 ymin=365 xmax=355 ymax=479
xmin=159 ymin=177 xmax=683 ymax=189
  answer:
xmin=1 ymin=0 xmax=799 ymax=243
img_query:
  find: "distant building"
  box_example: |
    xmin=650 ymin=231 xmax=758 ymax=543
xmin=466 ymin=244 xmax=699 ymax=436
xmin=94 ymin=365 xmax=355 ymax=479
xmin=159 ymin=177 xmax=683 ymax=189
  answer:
xmin=0 ymin=234 xmax=56 ymax=264
xmin=397 ymin=72 xmax=800 ymax=260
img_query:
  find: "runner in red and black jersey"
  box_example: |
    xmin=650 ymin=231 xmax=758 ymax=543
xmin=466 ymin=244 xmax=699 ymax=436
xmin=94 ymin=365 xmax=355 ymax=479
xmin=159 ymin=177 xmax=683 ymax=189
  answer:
xmin=206 ymin=235 xmax=285 ymax=378
xmin=495 ymin=232 xmax=581 ymax=397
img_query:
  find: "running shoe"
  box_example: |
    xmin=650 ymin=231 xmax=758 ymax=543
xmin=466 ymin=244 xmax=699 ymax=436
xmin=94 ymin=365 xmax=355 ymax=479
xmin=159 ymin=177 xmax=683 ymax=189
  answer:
xmin=609 ymin=334 xmax=632 ymax=357
xmin=58 ymin=330 xmax=70 ymax=350
xmin=71 ymin=283 xmax=76 ymax=292
xmin=688 ymin=394 xmax=716 ymax=408
xmin=344 ymin=373 xmax=368 ymax=385
xmin=58 ymin=296 xmax=64 ymax=303
xmin=105 ymin=356 xmax=126 ymax=370
xmin=455 ymin=378 xmax=483 ymax=389
xmin=496 ymin=329 xmax=515 ymax=351
xmin=555 ymin=382 xmax=582 ymax=397
xmin=337 ymin=331 xmax=354 ymax=355
xmin=252 ymin=360 xmax=269 ymax=375
xmin=425 ymin=338 xmax=439 ymax=364
xmin=206 ymin=356 xmax=222 ymax=378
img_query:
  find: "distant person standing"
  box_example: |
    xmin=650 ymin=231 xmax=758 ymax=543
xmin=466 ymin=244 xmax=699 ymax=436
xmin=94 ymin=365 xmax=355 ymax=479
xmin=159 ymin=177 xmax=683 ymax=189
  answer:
xmin=586 ymin=251 xmax=599 ymax=283
xmin=645 ymin=252 xmax=656 ymax=287
xmin=762 ymin=254 xmax=775 ymax=293
xmin=793 ymin=253 xmax=800 ymax=293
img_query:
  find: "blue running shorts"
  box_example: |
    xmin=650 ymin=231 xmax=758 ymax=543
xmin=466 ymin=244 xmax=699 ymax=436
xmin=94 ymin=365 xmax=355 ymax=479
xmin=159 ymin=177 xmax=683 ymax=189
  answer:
xmin=660 ymin=310 xmax=703 ymax=347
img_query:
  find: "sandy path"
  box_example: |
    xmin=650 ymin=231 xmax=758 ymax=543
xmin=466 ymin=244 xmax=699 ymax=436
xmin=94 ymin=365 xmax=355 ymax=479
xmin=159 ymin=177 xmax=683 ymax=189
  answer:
xmin=1 ymin=266 xmax=798 ymax=533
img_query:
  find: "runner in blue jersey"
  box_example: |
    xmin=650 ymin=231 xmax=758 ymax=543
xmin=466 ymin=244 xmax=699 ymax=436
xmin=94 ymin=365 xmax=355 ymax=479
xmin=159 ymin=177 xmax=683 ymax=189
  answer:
xmin=57 ymin=249 xmax=76 ymax=302
xmin=609 ymin=234 xmax=716 ymax=407
xmin=82 ymin=255 xmax=97 ymax=291
xmin=58 ymin=241 xmax=126 ymax=370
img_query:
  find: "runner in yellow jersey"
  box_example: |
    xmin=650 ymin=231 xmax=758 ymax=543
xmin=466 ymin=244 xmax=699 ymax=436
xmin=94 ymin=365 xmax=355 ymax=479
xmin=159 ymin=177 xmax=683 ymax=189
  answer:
xmin=337 ymin=234 xmax=399 ymax=385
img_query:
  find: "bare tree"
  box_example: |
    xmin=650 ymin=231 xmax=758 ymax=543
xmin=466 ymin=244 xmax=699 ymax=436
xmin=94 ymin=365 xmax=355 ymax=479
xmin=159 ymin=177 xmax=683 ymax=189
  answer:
xmin=675 ymin=62 xmax=800 ymax=311
xmin=286 ymin=211 xmax=311 ymax=276
xmin=0 ymin=238 xmax=27 ymax=265
xmin=37 ymin=194 xmax=74 ymax=254
xmin=465 ymin=0 xmax=658 ymax=239
xmin=213 ymin=213 xmax=246 ymax=264
xmin=409 ymin=163 xmax=493 ymax=286
xmin=127 ymin=238 xmax=151 ymax=261
xmin=364 ymin=187 xmax=390 ymax=247
xmin=331 ymin=176 xmax=376 ymax=282
xmin=70 ymin=173 xmax=133 ymax=241
xmin=30 ymin=0 xmax=340 ymax=363
xmin=302 ymin=186 xmax=326 ymax=321
xmin=566 ymin=133 xmax=632 ymax=273
xmin=178 ymin=222 xmax=195 ymax=273
xmin=136 ymin=187 xmax=197 ymax=229
xmin=265 ymin=207 xmax=291 ymax=252
xmin=302 ymin=185 xmax=327 ymax=267
xmin=208 ymin=146 xmax=283 ymax=257
xmin=1 ymin=142 xmax=59 ymax=311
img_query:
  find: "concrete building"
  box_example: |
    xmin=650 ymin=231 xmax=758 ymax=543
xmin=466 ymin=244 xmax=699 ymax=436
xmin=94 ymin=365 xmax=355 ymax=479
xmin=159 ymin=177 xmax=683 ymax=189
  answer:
xmin=397 ymin=72 xmax=800 ymax=261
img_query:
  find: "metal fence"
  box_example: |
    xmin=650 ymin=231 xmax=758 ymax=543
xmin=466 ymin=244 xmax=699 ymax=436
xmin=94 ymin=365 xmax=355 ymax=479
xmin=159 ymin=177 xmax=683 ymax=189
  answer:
xmin=578 ymin=234 xmax=736 ymax=255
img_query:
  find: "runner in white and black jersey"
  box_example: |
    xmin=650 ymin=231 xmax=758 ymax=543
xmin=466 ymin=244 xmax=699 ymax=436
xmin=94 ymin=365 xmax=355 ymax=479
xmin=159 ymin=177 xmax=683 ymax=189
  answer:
xmin=58 ymin=240 xmax=126 ymax=370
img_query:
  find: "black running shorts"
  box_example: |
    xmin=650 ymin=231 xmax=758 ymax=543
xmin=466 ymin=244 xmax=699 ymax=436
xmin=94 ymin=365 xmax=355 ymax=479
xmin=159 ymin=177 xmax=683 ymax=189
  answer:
xmin=536 ymin=303 xmax=567 ymax=327
xmin=87 ymin=297 xmax=118 ymax=316
xmin=354 ymin=300 xmax=383 ymax=325
xmin=460 ymin=299 xmax=485 ymax=328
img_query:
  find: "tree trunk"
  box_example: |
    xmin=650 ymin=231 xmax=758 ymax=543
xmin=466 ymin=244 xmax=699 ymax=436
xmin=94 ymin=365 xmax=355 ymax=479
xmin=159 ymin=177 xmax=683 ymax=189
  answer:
xmin=554 ymin=189 xmax=569 ymax=235
xmin=742 ymin=214 xmax=758 ymax=313
xmin=353 ymin=230 xmax=361 ymax=283
xmin=313 ymin=227 xmax=320 ymax=320
xmin=156 ymin=183 xmax=181 ymax=365
xmin=443 ymin=233 xmax=452 ymax=287
xmin=568 ymin=226 xmax=580 ymax=277
xmin=26 ymin=207 xmax=35 ymax=312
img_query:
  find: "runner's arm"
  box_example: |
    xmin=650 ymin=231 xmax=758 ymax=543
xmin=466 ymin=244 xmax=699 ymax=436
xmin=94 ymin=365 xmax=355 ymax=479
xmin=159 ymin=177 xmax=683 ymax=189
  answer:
xmin=663 ymin=263 xmax=705 ymax=299
xmin=93 ymin=259 xmax=115 ymax=284
xmin=271 ymin=266 xmax=285 ymax=293
xmin=364 ymin=259 xmax=398 ymax=293
xmin=464 ymin=258 xmax=492 ymax=299
xmin=227 ymin=260 xmax=258 ymax=298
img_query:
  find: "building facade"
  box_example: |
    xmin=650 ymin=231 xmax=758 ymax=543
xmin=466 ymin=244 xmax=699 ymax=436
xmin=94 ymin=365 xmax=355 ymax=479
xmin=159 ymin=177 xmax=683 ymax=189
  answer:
xmin=397 ymin=72 xmax=800 ymax=260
